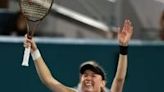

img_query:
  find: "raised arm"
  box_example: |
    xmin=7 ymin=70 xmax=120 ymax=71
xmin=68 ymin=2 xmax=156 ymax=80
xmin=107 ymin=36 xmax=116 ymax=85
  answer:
xmin=24 ymin=35 xmax=75 ymax=92
xmin=111 ymin=19 xmax=133 ymax=92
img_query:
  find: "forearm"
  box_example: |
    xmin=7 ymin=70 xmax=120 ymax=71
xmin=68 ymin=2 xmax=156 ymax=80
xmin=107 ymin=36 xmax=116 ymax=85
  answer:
xmin=34 ymin=56 xmax=54 ymax=84
xmin=115 ymin=54 xmax=127 ymax=80
xmin=32 ymin=50 xmax=71 ymax=92
xmin=31 ymin=49 xmax=58 ymax=85
xmin=111 ymin=46 xmax=128 ymax=92
xmin=115 ymin=45 xmax=128 ymax=81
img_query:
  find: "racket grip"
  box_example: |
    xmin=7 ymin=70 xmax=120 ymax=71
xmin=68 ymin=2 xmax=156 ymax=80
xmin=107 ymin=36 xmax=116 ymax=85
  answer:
xmin=22 ymin=47 xmax=31 ymax=66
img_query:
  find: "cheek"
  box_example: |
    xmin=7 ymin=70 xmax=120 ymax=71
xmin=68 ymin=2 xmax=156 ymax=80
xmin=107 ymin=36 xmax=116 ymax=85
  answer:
xmin=94 ymin=79 xmax=103 ymax=86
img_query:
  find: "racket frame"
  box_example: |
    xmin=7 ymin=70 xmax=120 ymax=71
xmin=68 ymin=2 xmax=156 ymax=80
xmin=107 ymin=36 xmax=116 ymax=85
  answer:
xmin=20 ymin=0 xmax=54 ymax=66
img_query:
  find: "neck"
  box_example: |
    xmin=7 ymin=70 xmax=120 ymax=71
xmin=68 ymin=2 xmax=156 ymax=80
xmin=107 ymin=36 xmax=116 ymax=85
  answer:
xmin=77 ymin=84 xmax=101 ymax=92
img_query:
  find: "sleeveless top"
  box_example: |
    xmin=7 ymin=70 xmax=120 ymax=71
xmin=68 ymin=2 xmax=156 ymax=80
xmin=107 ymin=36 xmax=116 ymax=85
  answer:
xmin=73 ymin=84 xmax=111 ymax=92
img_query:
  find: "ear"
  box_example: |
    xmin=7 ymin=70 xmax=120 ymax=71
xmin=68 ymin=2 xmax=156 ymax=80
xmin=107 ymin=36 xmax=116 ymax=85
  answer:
xmin=79 ymin=74 xmax=83 ymax=82
xmin=100 ymin=80 xmax=106 ymax=92
xmin=101 ymin=80 xmax=106 ymax=87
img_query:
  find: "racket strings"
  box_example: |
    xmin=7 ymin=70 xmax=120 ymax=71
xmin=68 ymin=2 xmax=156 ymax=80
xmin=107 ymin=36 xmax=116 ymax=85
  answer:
xmin=21 ymin=0 xmax=52 ymax=20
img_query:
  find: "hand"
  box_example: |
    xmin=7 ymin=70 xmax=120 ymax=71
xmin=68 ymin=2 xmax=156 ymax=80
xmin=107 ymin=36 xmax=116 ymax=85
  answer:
xmin=118 ymin=19 xmax=133 ymax=46
xmin=23 ymin=34 xmax=37 ymax=52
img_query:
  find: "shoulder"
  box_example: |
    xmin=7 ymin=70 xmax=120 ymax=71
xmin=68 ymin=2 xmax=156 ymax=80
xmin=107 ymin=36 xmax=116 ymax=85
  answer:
xmin=105 ymin=87 xmax=111 ymax=92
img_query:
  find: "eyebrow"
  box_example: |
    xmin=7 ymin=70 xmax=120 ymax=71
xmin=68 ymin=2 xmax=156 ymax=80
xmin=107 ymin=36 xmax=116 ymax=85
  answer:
xmin=83 ymin=72 xmax=99 ymax=75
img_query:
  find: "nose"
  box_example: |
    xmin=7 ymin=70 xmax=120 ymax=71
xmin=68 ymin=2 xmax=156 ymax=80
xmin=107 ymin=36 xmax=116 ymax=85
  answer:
xmin=85 ymin=75 xmax=92 ymax=80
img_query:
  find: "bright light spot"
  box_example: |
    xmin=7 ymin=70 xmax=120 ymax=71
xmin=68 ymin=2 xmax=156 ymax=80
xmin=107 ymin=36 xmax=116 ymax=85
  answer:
xmin=107 ymin=0 xmax=116 ymax=3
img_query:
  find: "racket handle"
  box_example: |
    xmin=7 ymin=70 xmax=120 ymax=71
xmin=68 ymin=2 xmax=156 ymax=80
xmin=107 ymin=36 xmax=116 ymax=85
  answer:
xmin=22 ymin=47 xmax=31 ymax=66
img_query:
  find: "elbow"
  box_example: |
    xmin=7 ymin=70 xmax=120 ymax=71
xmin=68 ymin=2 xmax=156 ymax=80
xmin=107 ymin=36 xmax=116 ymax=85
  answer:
xmin=115 ymin=77 xmax=125 ymax=83
xmin=41 ymin=76 xmax=54 ymax=85
xmin=115 ymin=73 xmax=126 ymax=83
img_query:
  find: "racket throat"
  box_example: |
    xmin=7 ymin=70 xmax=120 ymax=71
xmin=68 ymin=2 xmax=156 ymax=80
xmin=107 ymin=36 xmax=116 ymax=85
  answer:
xmin=26 ymin=21 xmax=40 ymax=38
xmin=27 ymin=31 xmax=33 ymax=39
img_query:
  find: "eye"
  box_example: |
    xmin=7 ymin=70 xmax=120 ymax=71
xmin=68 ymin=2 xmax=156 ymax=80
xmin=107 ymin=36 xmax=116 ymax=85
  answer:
xmin=83 ymin=74 xmax=88 ymax=77
xmin=92 ymin=74 xmax=96 ymax=78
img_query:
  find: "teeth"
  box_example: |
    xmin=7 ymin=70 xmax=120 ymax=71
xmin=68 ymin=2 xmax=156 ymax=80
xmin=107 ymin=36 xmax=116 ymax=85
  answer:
xmin=85 ymin=81 xmax=92 ymax=86
xmin=86 ymin=83 xmax=92 ymax=86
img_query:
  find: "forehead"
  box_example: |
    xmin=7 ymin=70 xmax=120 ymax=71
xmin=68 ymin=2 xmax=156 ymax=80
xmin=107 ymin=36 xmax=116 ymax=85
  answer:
xmin=80 ymin=70 xmax=104 ymax=81
xmin=82 ymin=70 xmax=98 ymax=75
xmin=81 ymin=70 xmax=103 ymax=80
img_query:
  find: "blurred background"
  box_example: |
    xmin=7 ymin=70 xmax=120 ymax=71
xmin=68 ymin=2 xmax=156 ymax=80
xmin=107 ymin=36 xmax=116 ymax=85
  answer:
xmin=0 ymin=0 xmax=164 ymax=40
xmin=0 ymin=0 xmax=164 ymax=92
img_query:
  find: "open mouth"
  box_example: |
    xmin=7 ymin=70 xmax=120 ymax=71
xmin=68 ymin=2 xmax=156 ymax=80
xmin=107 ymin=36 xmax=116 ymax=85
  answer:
xmin=84 ymin=81 xmax=94 ymax=89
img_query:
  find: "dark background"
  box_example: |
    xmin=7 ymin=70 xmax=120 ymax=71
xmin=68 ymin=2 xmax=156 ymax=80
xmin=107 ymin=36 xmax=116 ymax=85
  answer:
xmin=0 ymin=42 xmax=163 ymax=92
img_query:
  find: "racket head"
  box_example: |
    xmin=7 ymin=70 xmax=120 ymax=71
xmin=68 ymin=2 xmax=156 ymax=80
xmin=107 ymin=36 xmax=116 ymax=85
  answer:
xmin=19 ymin=0 xmax=54 ymax=22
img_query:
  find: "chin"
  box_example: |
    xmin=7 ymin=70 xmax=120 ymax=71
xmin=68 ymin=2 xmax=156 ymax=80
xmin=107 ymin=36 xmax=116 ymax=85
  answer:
xmin=83 ymin=87 xmax=94 ymax=92
xmin=78 ymin=84 xmax=94 ymax=92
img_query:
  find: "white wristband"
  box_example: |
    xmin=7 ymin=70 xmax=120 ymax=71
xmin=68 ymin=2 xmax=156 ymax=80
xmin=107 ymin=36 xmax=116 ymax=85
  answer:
xmin=31 ymin=49 xmax=41 ymax=61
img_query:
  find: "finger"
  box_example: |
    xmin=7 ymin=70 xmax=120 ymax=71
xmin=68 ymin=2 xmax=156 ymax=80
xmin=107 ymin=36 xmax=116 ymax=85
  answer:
xmin=125 ymin=19 xmax=130 ymax=30
xmin=123 ymin=19 xmax=128 ymax=32
xmin=24 ymin=37 xmax=32 ymax=46
xmin=26 ymin=39 xmax=32 ymax=43
xmin=128 ymin=26 xmax=134 ymax=36
xmin=128 ymin=20 xmax=132 ymax=26
xmin=25 ymin=34 xmax=29 ymax=39
xmin=128 ymin=24 xmax=133 ymax=33
xmin=23 ymin=42 xmax=31 ymax=48
xmin=25 ymin=34 xmax=33 ymax=40
xmin=24 ymin=34 xmax=29 ymax=42
xmin=126 ymin=20 xmax=133 ymax=33
xmin=125 ymin=20 xmax=130 ymax=32
xmin=24 ymin=35 xmax=33 ymax=43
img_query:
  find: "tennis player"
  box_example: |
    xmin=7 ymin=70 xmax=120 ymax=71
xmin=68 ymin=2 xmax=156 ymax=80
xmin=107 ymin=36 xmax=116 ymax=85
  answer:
xmin=24 ymin=19 xmax=133 ymax=92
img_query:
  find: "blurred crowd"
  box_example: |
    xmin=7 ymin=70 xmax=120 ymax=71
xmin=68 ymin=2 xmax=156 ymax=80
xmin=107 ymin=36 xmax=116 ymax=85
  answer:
xmin=1 ymin=12 xmax=27 ymax=36
xmin=0 ymin=0 xmax=164 ymax=41
xmin=159 ymin=11 xmax=164 ymax=40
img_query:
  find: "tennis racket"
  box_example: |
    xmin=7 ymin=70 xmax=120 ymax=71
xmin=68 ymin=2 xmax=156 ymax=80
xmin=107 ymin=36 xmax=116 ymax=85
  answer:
xmin=20 ymin=0 xmax=53 ymax=66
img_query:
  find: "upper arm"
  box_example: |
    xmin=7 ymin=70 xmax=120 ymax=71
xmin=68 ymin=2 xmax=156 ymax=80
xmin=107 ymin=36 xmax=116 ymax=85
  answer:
xmin=110 ymin=54 xmax=127 ymax=92
xmin=45 ymin=78 xmax=76 ymax=92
